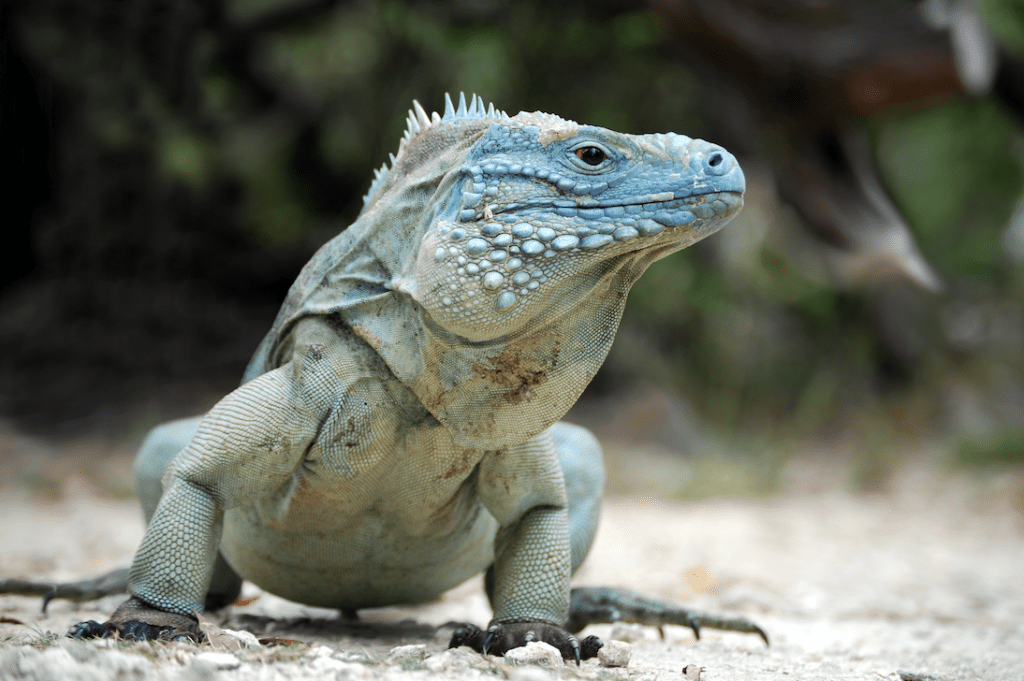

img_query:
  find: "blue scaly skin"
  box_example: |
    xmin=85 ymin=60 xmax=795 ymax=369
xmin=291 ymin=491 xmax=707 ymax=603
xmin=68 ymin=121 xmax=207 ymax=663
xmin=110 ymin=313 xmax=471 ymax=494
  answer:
xmin=3 ymin=94 xmax=764 ymax=661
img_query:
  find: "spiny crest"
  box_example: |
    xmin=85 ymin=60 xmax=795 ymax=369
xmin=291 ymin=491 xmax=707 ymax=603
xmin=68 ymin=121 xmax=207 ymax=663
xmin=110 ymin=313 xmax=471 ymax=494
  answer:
xmin=362 ymin=93 xmax=507 ymax=207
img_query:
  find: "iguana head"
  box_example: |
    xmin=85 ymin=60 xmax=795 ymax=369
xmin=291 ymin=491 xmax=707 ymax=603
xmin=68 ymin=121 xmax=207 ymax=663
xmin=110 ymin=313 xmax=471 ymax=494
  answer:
xmin=385 ymin=94 xmax=744 ymax=342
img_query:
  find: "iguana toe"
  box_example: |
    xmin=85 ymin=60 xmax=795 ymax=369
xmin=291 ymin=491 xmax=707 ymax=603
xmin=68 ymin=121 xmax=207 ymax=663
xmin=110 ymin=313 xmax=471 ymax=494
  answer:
xmin=579 ymin=634 xmax=603 ymax=659
xmin=448 ymin=623 xmax=486 ymax=651
xmin=66 ymin=620 xmax=116 ymax=639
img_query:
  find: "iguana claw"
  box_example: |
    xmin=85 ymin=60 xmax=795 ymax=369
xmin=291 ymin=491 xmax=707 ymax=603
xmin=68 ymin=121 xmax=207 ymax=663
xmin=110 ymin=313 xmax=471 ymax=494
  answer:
xmin=688 ymin=613 xmax=702 ymax=640
xmin=66 ymin=620 xmax=115 ymax=639
xmin=481 ymin=624 xmax=498 ymax=656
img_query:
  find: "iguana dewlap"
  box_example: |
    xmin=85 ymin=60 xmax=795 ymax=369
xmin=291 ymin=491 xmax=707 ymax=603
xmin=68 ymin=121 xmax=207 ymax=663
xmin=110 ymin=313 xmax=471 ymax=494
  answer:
xmin=53 ymin=94 xmax=762 ymax=659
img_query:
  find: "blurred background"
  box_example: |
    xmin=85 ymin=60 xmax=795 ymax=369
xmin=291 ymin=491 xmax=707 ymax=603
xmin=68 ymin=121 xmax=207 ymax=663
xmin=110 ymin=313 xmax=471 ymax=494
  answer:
xmin=2 ymin=0 xmax=1024 ymax=497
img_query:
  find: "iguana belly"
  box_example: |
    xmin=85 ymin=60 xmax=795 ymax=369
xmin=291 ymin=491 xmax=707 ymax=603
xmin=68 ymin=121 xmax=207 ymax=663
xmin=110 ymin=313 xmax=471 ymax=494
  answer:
xmin=218 ymin=471 xmax=500 ymax=609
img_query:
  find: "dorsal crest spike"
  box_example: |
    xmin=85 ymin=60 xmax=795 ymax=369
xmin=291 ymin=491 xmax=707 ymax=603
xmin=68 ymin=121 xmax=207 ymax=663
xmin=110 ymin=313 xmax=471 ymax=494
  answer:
xmin=438 ymin=92 xmax=502 ymax=124
xmin=412 ymin=100 xmax=431 ymax=129
xmin=364 ymin=93 xmax=504 ymax=208
xmin=405 ymin=112 xmax=420 ymax=135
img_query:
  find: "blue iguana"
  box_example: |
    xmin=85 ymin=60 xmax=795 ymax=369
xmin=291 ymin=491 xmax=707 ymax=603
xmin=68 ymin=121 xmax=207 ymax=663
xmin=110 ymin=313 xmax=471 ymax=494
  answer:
xmin=3 ymin=94 xmax=765 ymax=661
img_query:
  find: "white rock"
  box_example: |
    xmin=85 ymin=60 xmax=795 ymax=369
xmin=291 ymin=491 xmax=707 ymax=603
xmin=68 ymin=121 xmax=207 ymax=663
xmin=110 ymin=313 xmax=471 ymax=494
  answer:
xmin=197 ymin=612 xmax=261 ymax=650
xmin=387 ymin=643 xmax=427 ymax=664
xmin=217 ymin=627 xmax=262 ymax=650
xmin=682 ymin=663 xmax=704 ymax=680
xmin=503 ymin=641 xmax=563 ymax=668
xmin=193 ymin=651 xmax=241 ymax=670
xmin=598 ymin=639 xmax=632 ymax=668
xmin=310 ymin=644 xmax=336 ymax=657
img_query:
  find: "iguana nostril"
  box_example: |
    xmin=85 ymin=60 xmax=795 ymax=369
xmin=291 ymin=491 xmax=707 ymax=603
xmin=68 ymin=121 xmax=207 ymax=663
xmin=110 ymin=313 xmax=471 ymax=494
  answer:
xmin=703 ymin=149 xmax=733 ymax=176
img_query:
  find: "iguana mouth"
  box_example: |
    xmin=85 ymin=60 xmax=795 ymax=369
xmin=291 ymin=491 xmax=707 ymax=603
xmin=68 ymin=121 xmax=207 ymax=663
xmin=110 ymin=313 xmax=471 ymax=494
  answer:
xmin=481 ymin=189 xmax=743 ymax=251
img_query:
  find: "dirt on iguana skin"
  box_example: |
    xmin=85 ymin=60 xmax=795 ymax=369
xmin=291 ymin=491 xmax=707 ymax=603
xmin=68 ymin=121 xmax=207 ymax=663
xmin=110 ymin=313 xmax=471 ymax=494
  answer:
xmin=1 ymin=430 xmax=1022 ymax=681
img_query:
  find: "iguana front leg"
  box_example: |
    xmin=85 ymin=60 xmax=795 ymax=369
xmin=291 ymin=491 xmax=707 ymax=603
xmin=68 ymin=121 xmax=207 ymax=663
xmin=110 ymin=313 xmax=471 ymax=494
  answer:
xmin=483 ymin=505 xmax=589 ymax=661
xmin=71 ymin=347 xmax=327 ymax=640
xmin=451 ymin=505 xmax=601 ymax=662
xmin=451 ymin=434 xmax=602 ymax=663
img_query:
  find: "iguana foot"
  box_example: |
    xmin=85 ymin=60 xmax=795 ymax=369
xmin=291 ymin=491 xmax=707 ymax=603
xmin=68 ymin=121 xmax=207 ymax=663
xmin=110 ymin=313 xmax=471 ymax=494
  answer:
xmin=567 ymin=586 xmax=768 ymax=646
xmin=67 ymin=596 xmax=202 ymax=642
xmin=449 ymin=622 xmax=602 ymax=664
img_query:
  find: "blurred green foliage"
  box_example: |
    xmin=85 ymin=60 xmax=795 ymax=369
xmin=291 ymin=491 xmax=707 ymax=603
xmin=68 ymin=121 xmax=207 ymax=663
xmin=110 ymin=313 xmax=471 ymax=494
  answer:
xmin=875 ymin=98 xmax=1022 ymax=277
xmin=957 ymin=428 xmax=1024 ymax=465
xmin=982 ymin=0 xmax=1024 ymax=57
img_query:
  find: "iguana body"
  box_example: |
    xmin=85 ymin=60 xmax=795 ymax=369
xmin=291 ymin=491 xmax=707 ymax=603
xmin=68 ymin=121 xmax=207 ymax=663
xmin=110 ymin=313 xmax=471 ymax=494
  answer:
xmin=5 ymin=94 xmax=764 ymax=659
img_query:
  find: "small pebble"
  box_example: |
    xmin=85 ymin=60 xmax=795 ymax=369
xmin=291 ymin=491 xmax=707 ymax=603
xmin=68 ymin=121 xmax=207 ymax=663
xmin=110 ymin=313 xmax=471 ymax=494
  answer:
xmin=214 ymin=628 xmax=261 ymax=650
xmin=503 ymin=641 xmax=563 ymax=668
xmin=682 ymin=663 xmax=704 ymax=680
xmin=598 ymin=640 xmax=632 ymax=667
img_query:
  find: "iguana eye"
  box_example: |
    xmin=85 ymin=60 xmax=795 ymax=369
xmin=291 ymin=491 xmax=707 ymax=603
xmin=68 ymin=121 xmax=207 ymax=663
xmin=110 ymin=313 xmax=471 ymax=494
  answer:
xmin=575 ymin=147 xmax=607 ymax=165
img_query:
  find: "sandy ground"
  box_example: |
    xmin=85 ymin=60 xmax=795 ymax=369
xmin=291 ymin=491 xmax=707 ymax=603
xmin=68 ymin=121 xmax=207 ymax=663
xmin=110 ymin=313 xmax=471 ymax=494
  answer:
xmin=1 ymin=433 xmax=1023 ymax=681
